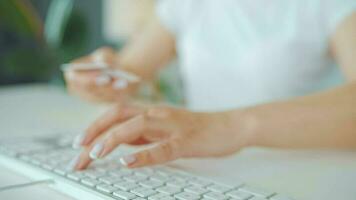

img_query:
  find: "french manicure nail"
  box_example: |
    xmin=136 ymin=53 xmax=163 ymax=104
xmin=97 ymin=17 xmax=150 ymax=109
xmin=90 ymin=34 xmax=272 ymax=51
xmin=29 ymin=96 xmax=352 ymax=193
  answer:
xmin=119 ymin=154 xmax=136 ymax=166
xmin=113 ymin=79 xmax=128 ymax=90
xmin=95 ymin=74 xmax=111 ymax=86
xmin=89 ymin=143 xmax=104 ymax=160
xmin=72 ymin=134 xmax=85 ymax=149
xmin=67 ymin=154 xmax=80 ymax=171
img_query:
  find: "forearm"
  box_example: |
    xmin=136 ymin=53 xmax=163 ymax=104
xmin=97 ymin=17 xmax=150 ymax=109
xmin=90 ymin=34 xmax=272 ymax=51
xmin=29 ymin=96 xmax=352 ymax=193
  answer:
xmin=235 ymin=82 xmax=356 ymax=149
xmin=117 ymin=16 xmax=176 ymax=80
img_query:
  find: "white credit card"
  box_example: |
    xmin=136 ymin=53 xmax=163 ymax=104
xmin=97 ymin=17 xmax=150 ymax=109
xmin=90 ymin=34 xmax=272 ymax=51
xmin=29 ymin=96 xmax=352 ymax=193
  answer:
xmin=60 ymin=62 xmax=108 ymax=72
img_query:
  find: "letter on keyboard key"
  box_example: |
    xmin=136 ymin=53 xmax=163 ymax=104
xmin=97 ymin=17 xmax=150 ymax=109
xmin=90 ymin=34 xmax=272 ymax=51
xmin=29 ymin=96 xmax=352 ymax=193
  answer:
xmin=238 ymin=186 xmax=275 ymax=198
xmin=175 ymin=191 xmax=201 ymax=200
xmin=113 ymin=191 xmax=137 ymax=200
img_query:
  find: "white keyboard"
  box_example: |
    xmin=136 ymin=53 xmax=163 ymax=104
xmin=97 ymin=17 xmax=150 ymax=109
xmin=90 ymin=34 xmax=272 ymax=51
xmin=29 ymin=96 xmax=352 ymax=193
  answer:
xmin=0 ymin=135 xmax=294 ymax=200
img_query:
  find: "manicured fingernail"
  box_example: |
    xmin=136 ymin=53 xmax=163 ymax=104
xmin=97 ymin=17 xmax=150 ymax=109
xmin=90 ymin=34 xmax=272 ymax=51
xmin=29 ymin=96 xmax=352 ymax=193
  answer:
xmin=113 ymin=79 xmax=128 ymax=90
xmin=89 ymin=143 xmax=104 ymax=160
xmin=67 ymin=154 xmax=80 ymax=171
xmin=72 ymin=134 xmax=85 ymax=149
xmin=95 ymin=74 xmax=111 ymax=86
xmin=119 ymin=155 xmax=136 ymax=166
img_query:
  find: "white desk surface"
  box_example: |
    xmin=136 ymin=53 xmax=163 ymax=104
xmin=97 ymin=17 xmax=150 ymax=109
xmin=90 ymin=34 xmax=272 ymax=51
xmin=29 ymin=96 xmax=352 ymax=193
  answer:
xmin=0 ymin=84 xmax=356 ymax=200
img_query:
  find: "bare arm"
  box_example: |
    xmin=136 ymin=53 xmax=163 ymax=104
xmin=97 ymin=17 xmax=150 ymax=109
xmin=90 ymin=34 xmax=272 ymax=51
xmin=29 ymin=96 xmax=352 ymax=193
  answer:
xmin=118 ymin=16 xmax=176 ymax=80
xmin=237 ymin=13 xmax=356 ymax=149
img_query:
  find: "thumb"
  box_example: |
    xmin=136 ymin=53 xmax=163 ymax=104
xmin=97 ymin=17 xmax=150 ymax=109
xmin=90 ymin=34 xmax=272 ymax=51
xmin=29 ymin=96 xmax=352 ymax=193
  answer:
xmin=119 ymin=138 xmax=184 ymax=168
xmin=91 ymin=47 xmax=116 ymax=64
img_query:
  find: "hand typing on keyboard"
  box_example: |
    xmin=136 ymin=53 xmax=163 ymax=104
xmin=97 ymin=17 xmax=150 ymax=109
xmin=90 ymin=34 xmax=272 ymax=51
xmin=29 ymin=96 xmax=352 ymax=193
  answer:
xmin=69 ymin=103 xmax=251 ymax=170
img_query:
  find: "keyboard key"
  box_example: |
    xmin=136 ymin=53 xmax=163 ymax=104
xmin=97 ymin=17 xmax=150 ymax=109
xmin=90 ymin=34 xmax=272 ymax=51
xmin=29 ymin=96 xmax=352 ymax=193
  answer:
xmin=270 ymin=194 xmax=295 ymax=200
xmin=150 ymin=174 xmax=171 ymax=182
xmin=156 ymin=186 xmax=181 ymax=195
xmin=109 ymin=169 xmax=133 ymax=177
xmin=41 ymin=163 xmax=55 ymax=170
xmin=114 ymin=181 xmax=139 ymax=191
xmin=173 ymin=174 xmax=194 ymax=182
xmin=134 ymin=168 xmax=155 ymax=176
xmin=96 ymin=183 xmax=118 ymax=194
xmin=203 ymin=191 xmax=229 ymax=200
xmin=161 ymin=197 xmax=175 ymax=200
xmin=226 ymin=190 xmax=252 ymax=200
xmin=174 ymin=191 xmax=201 ymax=200
xmin=113 ymin=191 xmax=137 ymax=200
xmin=84 ymin=170 xmax=107 ymax=179
xmin=184 ymin=186 xmax=209 ymax=195
xmin=166 ymin=180 xmax=188 ymax=188
xmin=139 ymin=180 xmax=164 ymax=189
xmin=148 ymin=193 xmax=169 ymax=200
xmin=207 ymin=184 xmax=234 ymax=193
xmin=53 ymin=166 xmax=70 ymax=176
xmin=124 ymin=174 xmax=147 ymax=182
xmin=99 ymin=176 xmax=123 ymax=184
xmin=81 ymin=178 xmax=101 ymax=187
xmin=189 ymin=179 xmax=212 ymax=187
xmin=238 ymin=186 xmax=275 ymax=198
xmin=155 ymin=168 xmax=173 ymax=177
xmin=249 ymin=197 xmax=269 ymax=200
xmin=131 ymin=187 xmax=157 ymax=198
xmin=67 ymin=172 xmax=86 ymax=181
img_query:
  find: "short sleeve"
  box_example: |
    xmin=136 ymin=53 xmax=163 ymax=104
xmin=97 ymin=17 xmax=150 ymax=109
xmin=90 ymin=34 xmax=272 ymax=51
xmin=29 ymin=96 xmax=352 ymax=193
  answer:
xmin=155 ymin=0 xmax=182 ymax=36
xmin=321 ymin=0 xmax=356 ymax=36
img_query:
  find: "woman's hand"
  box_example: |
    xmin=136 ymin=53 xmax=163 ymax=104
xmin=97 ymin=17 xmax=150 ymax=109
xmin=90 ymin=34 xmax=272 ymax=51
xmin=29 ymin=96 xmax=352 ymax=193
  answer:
xmin=69 ymin=103 xmax=252 ymax=170
xmin=64 ymin=47 xmax=140 ymax=103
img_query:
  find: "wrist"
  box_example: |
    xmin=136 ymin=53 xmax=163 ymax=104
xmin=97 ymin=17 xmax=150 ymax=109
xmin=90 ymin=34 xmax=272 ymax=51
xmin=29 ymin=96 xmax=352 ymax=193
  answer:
xmin=115 ymin=53 xmax=156 ymax=81
xmin=228 ymin=107 xmax=262 ymax=148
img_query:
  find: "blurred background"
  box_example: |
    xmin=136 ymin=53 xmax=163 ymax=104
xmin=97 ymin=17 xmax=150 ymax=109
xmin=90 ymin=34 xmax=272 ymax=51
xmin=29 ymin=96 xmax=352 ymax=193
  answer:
xmin=0 ymin=0 xmax=182 ymax=103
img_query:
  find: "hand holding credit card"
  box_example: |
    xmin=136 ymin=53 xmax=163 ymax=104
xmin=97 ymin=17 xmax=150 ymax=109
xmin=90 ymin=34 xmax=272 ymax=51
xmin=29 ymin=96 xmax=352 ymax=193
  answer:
xmin=61 ymin=62 xmax=141 ymax=89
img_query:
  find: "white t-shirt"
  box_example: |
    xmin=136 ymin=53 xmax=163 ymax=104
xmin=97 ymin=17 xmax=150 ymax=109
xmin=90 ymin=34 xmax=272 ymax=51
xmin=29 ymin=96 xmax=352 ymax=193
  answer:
xmin=156 ymin=0 xmax=356 ymax=111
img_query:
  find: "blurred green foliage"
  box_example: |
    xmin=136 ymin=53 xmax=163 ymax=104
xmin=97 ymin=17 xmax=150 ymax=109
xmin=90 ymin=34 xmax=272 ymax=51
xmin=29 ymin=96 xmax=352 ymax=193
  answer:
xmin=0 ymin=0 xmax=90 ymax=85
